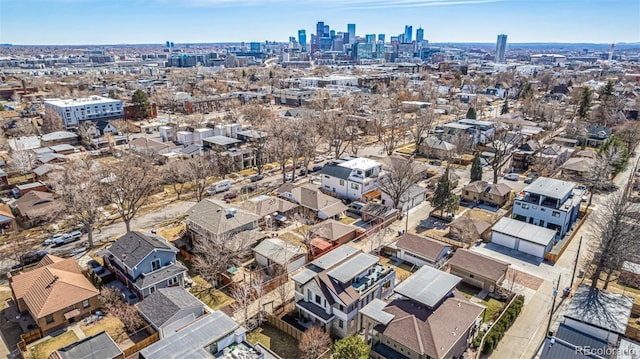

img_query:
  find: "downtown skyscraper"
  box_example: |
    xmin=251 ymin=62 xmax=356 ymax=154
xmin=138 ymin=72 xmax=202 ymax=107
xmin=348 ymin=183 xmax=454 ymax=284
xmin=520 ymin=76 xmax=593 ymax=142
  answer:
xmin=496 ymin=34 xmax=507 ymax=63
xmin=298 ymin=29 xmax=307 ymax=52
xmin=347 ymin=23 xmax=356 ymax=44
xmin=404 ymin=25 xmax=413 ymax=43
xmin=416 ymin=27 xmax=424 ymax=43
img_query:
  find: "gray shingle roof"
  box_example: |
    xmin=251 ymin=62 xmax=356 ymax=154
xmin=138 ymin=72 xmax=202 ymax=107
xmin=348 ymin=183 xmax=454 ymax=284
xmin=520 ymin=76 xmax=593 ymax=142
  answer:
xmin=319 ymin=162 xmax=353 ymax=180
xmin=54 ymin=331 xmax=123 ymax=359
xmin=252 ymin=237 xmax=305 ymax=266
xmin=135 ymin=262 xmax=187 ymax=289
xmin=137 ymin=287 xmax=202 ymax=328
xmin=394 ymin=266 xmax=461 ymax=308
xmin=107 ymin=231 xmax=175 ymax=269
xmin=186 ymin=199 xmax=260 ymax=238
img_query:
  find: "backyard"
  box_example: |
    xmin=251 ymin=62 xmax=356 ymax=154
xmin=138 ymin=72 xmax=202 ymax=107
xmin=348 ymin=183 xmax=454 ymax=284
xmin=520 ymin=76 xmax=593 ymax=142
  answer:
xmin=189 ymin=276 xmax=235 ymax=311
xmin=378 ymin=256 xmax=416 ymax=282
xmin=28 ymin=331 xmax=79 ymax=359
xmin=81 ymin=315 xmax=128 ymax=344
xmin=0 ymin=289 xmax=22 ymax=355
xmin=247 ymin=324 xmax=300 ymax=359
xmin=456 ymin=283 xmax=506 ymax=323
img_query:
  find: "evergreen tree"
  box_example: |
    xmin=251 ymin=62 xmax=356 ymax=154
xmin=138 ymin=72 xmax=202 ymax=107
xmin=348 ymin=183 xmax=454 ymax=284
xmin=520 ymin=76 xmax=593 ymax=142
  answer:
xmin=332 ymin=335 xmax=370 ymax=359
xmin=431 ymin=167 xmax=452 ymax=216
xmin=578 ymin=87 xmax=592 ymax=119
xmin=466 ymin=107 xmax=477 ymax=120
xmin=131 ymin=89 xmax=151 ymax=120
xmin=501 ymin=98 xmax=509 ymax=115
xmin=470 ymin=152 xmax=483 ymax=182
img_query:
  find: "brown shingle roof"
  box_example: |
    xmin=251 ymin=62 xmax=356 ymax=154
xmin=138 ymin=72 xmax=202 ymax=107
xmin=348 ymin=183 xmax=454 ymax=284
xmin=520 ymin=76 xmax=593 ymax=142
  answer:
xmin=379 ymin=297 xmax=484 ymax=358
xmin=449 ymin=249 xmax=509 ymax=282
xmin=396 ymin=233 xmax=451 ymax=261
xmin=488 ymin=183 xmax=511 ymax=196
xmin=10 ymin=255 xmax=99 ymax=318
xmin=309 ymin=219 xmax=358 ymax=242
xmin=13 ymin=191 xmax=64 ymax=219
xmin=462 ymin=180 xmax=488 ymax=194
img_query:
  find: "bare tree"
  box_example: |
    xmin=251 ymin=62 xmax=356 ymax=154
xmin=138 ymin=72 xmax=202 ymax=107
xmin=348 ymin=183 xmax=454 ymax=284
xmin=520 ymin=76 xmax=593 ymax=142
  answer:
xmin=377 ymin=157 xmax=420 ymax=209
xmin=50 ymin=157 xmax=103 ymax=248
xmin=380 ymin=115 xmax=406 ymax=156
xmin=615 ymin=120 xmax=640 ymax=153
xmin=232 ymin=276 xmax=253 ymax=328
xmin=584 ymin=140 xmax=626 ymax=210
xmin=322 ymin=111 xmax=351 ymax=158
xmin=409 ymin=108 xmax=437 ymax=147
xmin=77 ymin=121 xmax=95 ymax=147
xmin=42 ymin=107 xmax=66 ymax=134
xmin=99 ymin=154 xmax=160 ymax=232
xmin=192 ymin=232 xmax=255 ymax=287
xmin=162 ymin=161 xmax=189 ymax=200
xmin=486 ymin=128 xmax=520 ymax=184
xmin=251 ymin=270 xmax=266 ymax=326
xmin=299 ymin=325 xmax=332 ymax=359
xmin=589 ymin=192 xmax=638 ymax=290
xmin=0 ymin=235 xmax=37 ymax=271
xmin=267 ymin=119 xmax=293 ymax=182
xmin=9 ymin=145 xmax=36 ymax=174
xmin=185 ymin=157 xmax=215 ymax=202
xmin=99 ymin=287 xmax=145 ymax=333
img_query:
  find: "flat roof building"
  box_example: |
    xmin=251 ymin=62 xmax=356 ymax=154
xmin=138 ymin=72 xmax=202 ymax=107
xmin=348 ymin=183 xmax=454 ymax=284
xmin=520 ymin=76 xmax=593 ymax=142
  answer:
xmin=44 ymin=96 xmax=123 ymax=129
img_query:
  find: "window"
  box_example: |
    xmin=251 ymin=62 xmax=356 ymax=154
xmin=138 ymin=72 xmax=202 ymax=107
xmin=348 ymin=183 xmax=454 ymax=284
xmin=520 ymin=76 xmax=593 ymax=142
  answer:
xmin=339 ymin=179 xmax=344 ymax=186
xmin=552 ymin=211 xmax=560 ymax=218
xmin=150 ymin=286 xmax=156 ymax=294
xmin=82 ymin=300 xmax=90 ymax=309
xmin=307 ymin=289 xmax=312 ymax=301
xmin=469 ymin=274 xmax=474 ymax=278
xmin=151 ymin=259 xmax=161 ymax=271
xmin=338 ymin=320 xmax=344 ymax=328
xmin=465 ymin=191 xmax=469 ymax=195
xmin=315 ymin=295 xmax=321 ymax=305
xmin=351 ymin=183 xmax=359 ymax=190
xmin=168 ymin=277 xmax=178 ymax=286
xmin=521 ymin=204 xmax=529 ymax=209
xmin=383 ymin=281 xmax=391 ymax=290
xmin=46 ymin=315 xmax=54 ymax=324
xmin=338 ymin=304 xmax=344 ymax=312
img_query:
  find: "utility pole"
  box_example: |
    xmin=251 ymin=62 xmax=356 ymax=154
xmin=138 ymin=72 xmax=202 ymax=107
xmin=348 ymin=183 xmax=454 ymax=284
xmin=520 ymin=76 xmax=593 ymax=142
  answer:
xmin=546 ymin=273 xmax=561 ymax=336
xmin=570 ymin=236 xmax=583 ymax=289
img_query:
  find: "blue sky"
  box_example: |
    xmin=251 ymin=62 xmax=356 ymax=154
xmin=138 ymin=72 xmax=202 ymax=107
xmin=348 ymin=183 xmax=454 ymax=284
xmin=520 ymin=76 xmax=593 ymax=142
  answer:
xmin=0 ymin=0 xmax=638 ymax=45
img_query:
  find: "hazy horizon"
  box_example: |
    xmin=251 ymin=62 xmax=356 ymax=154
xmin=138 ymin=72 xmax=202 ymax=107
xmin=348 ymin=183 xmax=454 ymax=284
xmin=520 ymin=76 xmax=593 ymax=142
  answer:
xmin=0 ymin=0 xmax=638 ymax=46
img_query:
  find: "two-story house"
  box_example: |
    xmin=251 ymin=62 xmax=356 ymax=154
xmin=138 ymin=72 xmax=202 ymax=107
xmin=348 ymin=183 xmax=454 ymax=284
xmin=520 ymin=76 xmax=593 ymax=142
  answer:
xmin=291 ymin=245 xmax=395 ymax=338
xmin=103 ymin=231 xmax=188 ymax=299
xmin=319 ymin=157 xmax=382 ymax=201
xmin=361 ymin=266 xmax=485 ymax=359
xmin=185 ymin=199 xmax=261 ymax=243
xmin=511 ymin=177 xmax=583 ymax=238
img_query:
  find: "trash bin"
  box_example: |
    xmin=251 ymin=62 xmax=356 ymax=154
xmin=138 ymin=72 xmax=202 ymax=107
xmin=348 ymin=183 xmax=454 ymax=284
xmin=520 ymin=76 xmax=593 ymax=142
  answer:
xmin=563 ymin=287 xmax=571 ymax=298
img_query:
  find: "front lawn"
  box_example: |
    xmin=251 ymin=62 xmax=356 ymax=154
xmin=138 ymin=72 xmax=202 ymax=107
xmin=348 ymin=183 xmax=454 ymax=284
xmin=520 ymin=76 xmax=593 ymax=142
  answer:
xmin=29 ymin=331 xmax=79 ymax=359
xmin=81 ymin=315 xmax=128 ymax=344
xmin=190 ymin=276 xmax=235 ymax=310
xmin=247 ymin=324 xmax=300 ymax=359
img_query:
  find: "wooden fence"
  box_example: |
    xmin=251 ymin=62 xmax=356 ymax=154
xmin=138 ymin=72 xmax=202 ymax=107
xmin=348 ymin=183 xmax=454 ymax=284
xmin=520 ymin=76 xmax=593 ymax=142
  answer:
xmin=544 ymin=209 xmax=591 ymax=263
xmin=17 ymin=328 xmax=42 ymax=353
xmin=265 ymin=314 xmax=303 ymax=341
xmin=122 ymin=331 xmax=160 ymax=357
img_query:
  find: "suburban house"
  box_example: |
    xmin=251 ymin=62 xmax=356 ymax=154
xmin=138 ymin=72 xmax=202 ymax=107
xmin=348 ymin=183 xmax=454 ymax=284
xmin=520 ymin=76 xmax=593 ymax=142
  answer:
xmin=137 ymin=287 xmax=205 ymax=339
xmin=291 ymin=245 xmax=396 ymax=338
xmin=309 ymin=219 xmax=359 ymax=246
xmin=562 ymin=156 xmax=596 ymax=179
xmin=361 ymin=266 xmax=485 ymax=359
xmin=94 ymin=120 xmax=119 ymax=137
xmin=381 ymin=184 xmax=427 ymax=212
xmin=139 ymin=311 xmax=262 ymax=359
xmin=129 ymin=137 xmax=174 ymax=156
xmin=394 ymin=233 xmax=452 ymax=269
xmin=361 ymin=202 xmax=399 ymax=226
xmin=449 ymin=249 xmax=510 ymax=292
xmin=12 ymin=191 xmax=64 ymax=228
xmin=461 ymin=181 xmax=512 ymax=207
xmin=277 ymin=183 xmax=347 ymax=220
xmin=491 ymin=217 xmax=557 ymax=259
xmin=39 ymin=131 xmax=79 ymax=147
xmin=562 ymin=285 xmax=633 ymax=345
xmin=239 ymin=195 xmax=299 ymax=228
xmin=103 ymin=231 xmax=188 ymax=299
xmin=580 ymin=125 xmax=611 ymax=147
xmin=185 ymin=199 xmax=261 ymax=241
xmin=512 ymin=177 xmax=583 ymax=238
xmin=447 ymin=216 xmax=492 ymax=244
xmin=0 ymin=203 xmax=16 ymax=233
xmin=252 ymin=237 xmax=307 ymax=275
xmin=319 ymin=157 xmax=382 ymax=201
xmin=417 ymin=136 xmax=455 ymax=160
xmin=50 ymin=331 xmax=124 ymax=359
xmin=9 ymin=255 xmax=100 ymax=335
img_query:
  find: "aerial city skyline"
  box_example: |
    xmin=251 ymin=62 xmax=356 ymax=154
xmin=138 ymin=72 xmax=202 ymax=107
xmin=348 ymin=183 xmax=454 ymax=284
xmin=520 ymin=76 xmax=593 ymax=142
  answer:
xmin=0 ymin=0 xmax=638 ymax=45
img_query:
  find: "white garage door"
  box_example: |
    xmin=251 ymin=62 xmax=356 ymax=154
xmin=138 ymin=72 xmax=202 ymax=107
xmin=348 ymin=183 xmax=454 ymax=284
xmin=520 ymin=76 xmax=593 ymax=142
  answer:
xmin=518 ymin=240 xmax=545 ymax=258
xmin=491 ymin=232 xmax=517 ymax=249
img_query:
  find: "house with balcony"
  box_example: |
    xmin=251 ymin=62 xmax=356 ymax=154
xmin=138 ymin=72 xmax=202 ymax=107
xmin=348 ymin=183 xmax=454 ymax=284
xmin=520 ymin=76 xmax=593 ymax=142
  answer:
xmin=360 ymin=266 xmax=485 ymax=359
xmin=511 ymin=177 xmax=583 ymax=238
xmin=319 ymin=157 xmax=382 ymax=201
xmin=103 ymin=231 xmax=188 ymax=299
xmin=291 ymin=245 xmax=395 ymax=338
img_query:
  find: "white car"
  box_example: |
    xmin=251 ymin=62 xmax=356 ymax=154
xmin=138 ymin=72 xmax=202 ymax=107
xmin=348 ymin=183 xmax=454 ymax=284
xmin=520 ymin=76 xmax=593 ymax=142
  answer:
xmin=314 ymin=156 xmax=324 ymax=163
xmin=326 ymin=152 xmax=336 ymax=160
xmin=44 ymin=233 xmax=66 ymax=246
xmin=285 ymin=173 xmax=293 ymax=182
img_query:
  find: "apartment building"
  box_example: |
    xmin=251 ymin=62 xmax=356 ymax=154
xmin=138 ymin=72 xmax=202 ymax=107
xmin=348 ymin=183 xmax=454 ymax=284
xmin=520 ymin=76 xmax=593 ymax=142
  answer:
xmin=291 ymin=245 xmax=395 ymax=338
xmin=319 ymin=157 xmax=382 ymax=201
xmin=44 ymin=96 xmax=123 ymax=129
xmin=511 ymin=177 xmax=583 ymax=238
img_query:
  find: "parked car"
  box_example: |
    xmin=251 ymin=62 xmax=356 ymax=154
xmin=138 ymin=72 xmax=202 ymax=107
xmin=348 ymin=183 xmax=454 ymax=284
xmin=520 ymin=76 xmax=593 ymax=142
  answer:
xmin=326 ymin=152 xmax=336 ymax=160
xmin=224 ymin=191 xmax=239 ymax=201
xmin=88 ymin=259 xmax=105 ymax=274
xmin=44 ymin=233 xmax=66 ymax=246
xmin=524 ymin=176 xmax=538 ymax=184
xmin=314 ymin=156 xmax=324 ymax=163
xmin=12 ymin=251 xmax=48 ymax=269
xmin=285 ymin=173 xmax=293 ymax=182
xmin=207 ymin=180 xmax=231 ymax=195
xmin=240 ymin=185 xmax=257 ymax=193
xmin=429 ymin=160 xmax=442 ymax=166
xmin=295 ymin=161 xmax=304 ymax=169
xmin=250 ymin=174 xmax=264 ymax=182
xmin=310 ymin=165 xmax=323 ymax=172
xmin=504 ymin=173 xmax=520 ymax=181
xmin=347 ymin=201 xmax=365 ymax=215
xmin=53 ymin=230 xmax=82 ymax=246
xmin=299 ymin=168 xmax=307 ymax=176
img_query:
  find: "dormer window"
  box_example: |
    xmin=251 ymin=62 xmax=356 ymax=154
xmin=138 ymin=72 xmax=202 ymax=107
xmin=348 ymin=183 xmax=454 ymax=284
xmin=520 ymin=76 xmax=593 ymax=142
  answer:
xmin=151 ymin=259 xmax=161 ymax=271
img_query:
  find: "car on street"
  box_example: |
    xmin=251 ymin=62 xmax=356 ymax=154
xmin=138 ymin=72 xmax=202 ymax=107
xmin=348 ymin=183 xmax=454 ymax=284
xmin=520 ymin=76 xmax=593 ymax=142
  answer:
xmin=314 ymin=156 xmax=324 ymax=163
xmin=326 ymin=152 xmax=335 ymax=160
xmin=285 ymin=173 xmax=293 ymax=182
xmin=88 ymin=259 xmax=105 ymax=274
xmin=299 ymin=168 xmax=307 ymax=176
xmin=53 ymin=230 xmax=82 ymax=246
xmin=250 ymin=174 xmax=264 ymax=182
xmin=224 ymin=191 xmax=239 ymax=202
xmin=504 ymin=173 xmax=520 ymax=181
xmin=310 ymin=165 xmax=323 ymax=172
xmin=44 ymin=233 xmax=66 ymax=246
xmin=240 ymin=185 xmax=257 ymax=193
xmin=12 ymin=251 xmax=48 ymax=269
xmin=524 ymin=175 xmax=538 ymax=184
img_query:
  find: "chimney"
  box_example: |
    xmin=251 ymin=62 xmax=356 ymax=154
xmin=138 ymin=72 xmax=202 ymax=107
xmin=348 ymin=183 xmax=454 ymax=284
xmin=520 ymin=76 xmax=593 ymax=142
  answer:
xmin=122 ymin=252 xmax=127 ymax=261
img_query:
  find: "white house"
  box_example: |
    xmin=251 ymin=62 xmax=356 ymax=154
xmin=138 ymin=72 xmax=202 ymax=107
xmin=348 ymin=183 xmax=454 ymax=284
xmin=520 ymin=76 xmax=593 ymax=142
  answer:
xmin=490 ymin=217 xmax=556 ymax=258
xmin=319 ymin=157 xmax=382 ymax=201
xmin=511 ymin=177 xmax=583 ymax=238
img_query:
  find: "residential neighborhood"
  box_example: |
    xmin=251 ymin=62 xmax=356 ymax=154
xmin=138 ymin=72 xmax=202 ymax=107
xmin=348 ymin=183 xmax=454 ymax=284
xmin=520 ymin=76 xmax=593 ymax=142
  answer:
xmin=0 ymin=16 xmax=639 ymax=359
